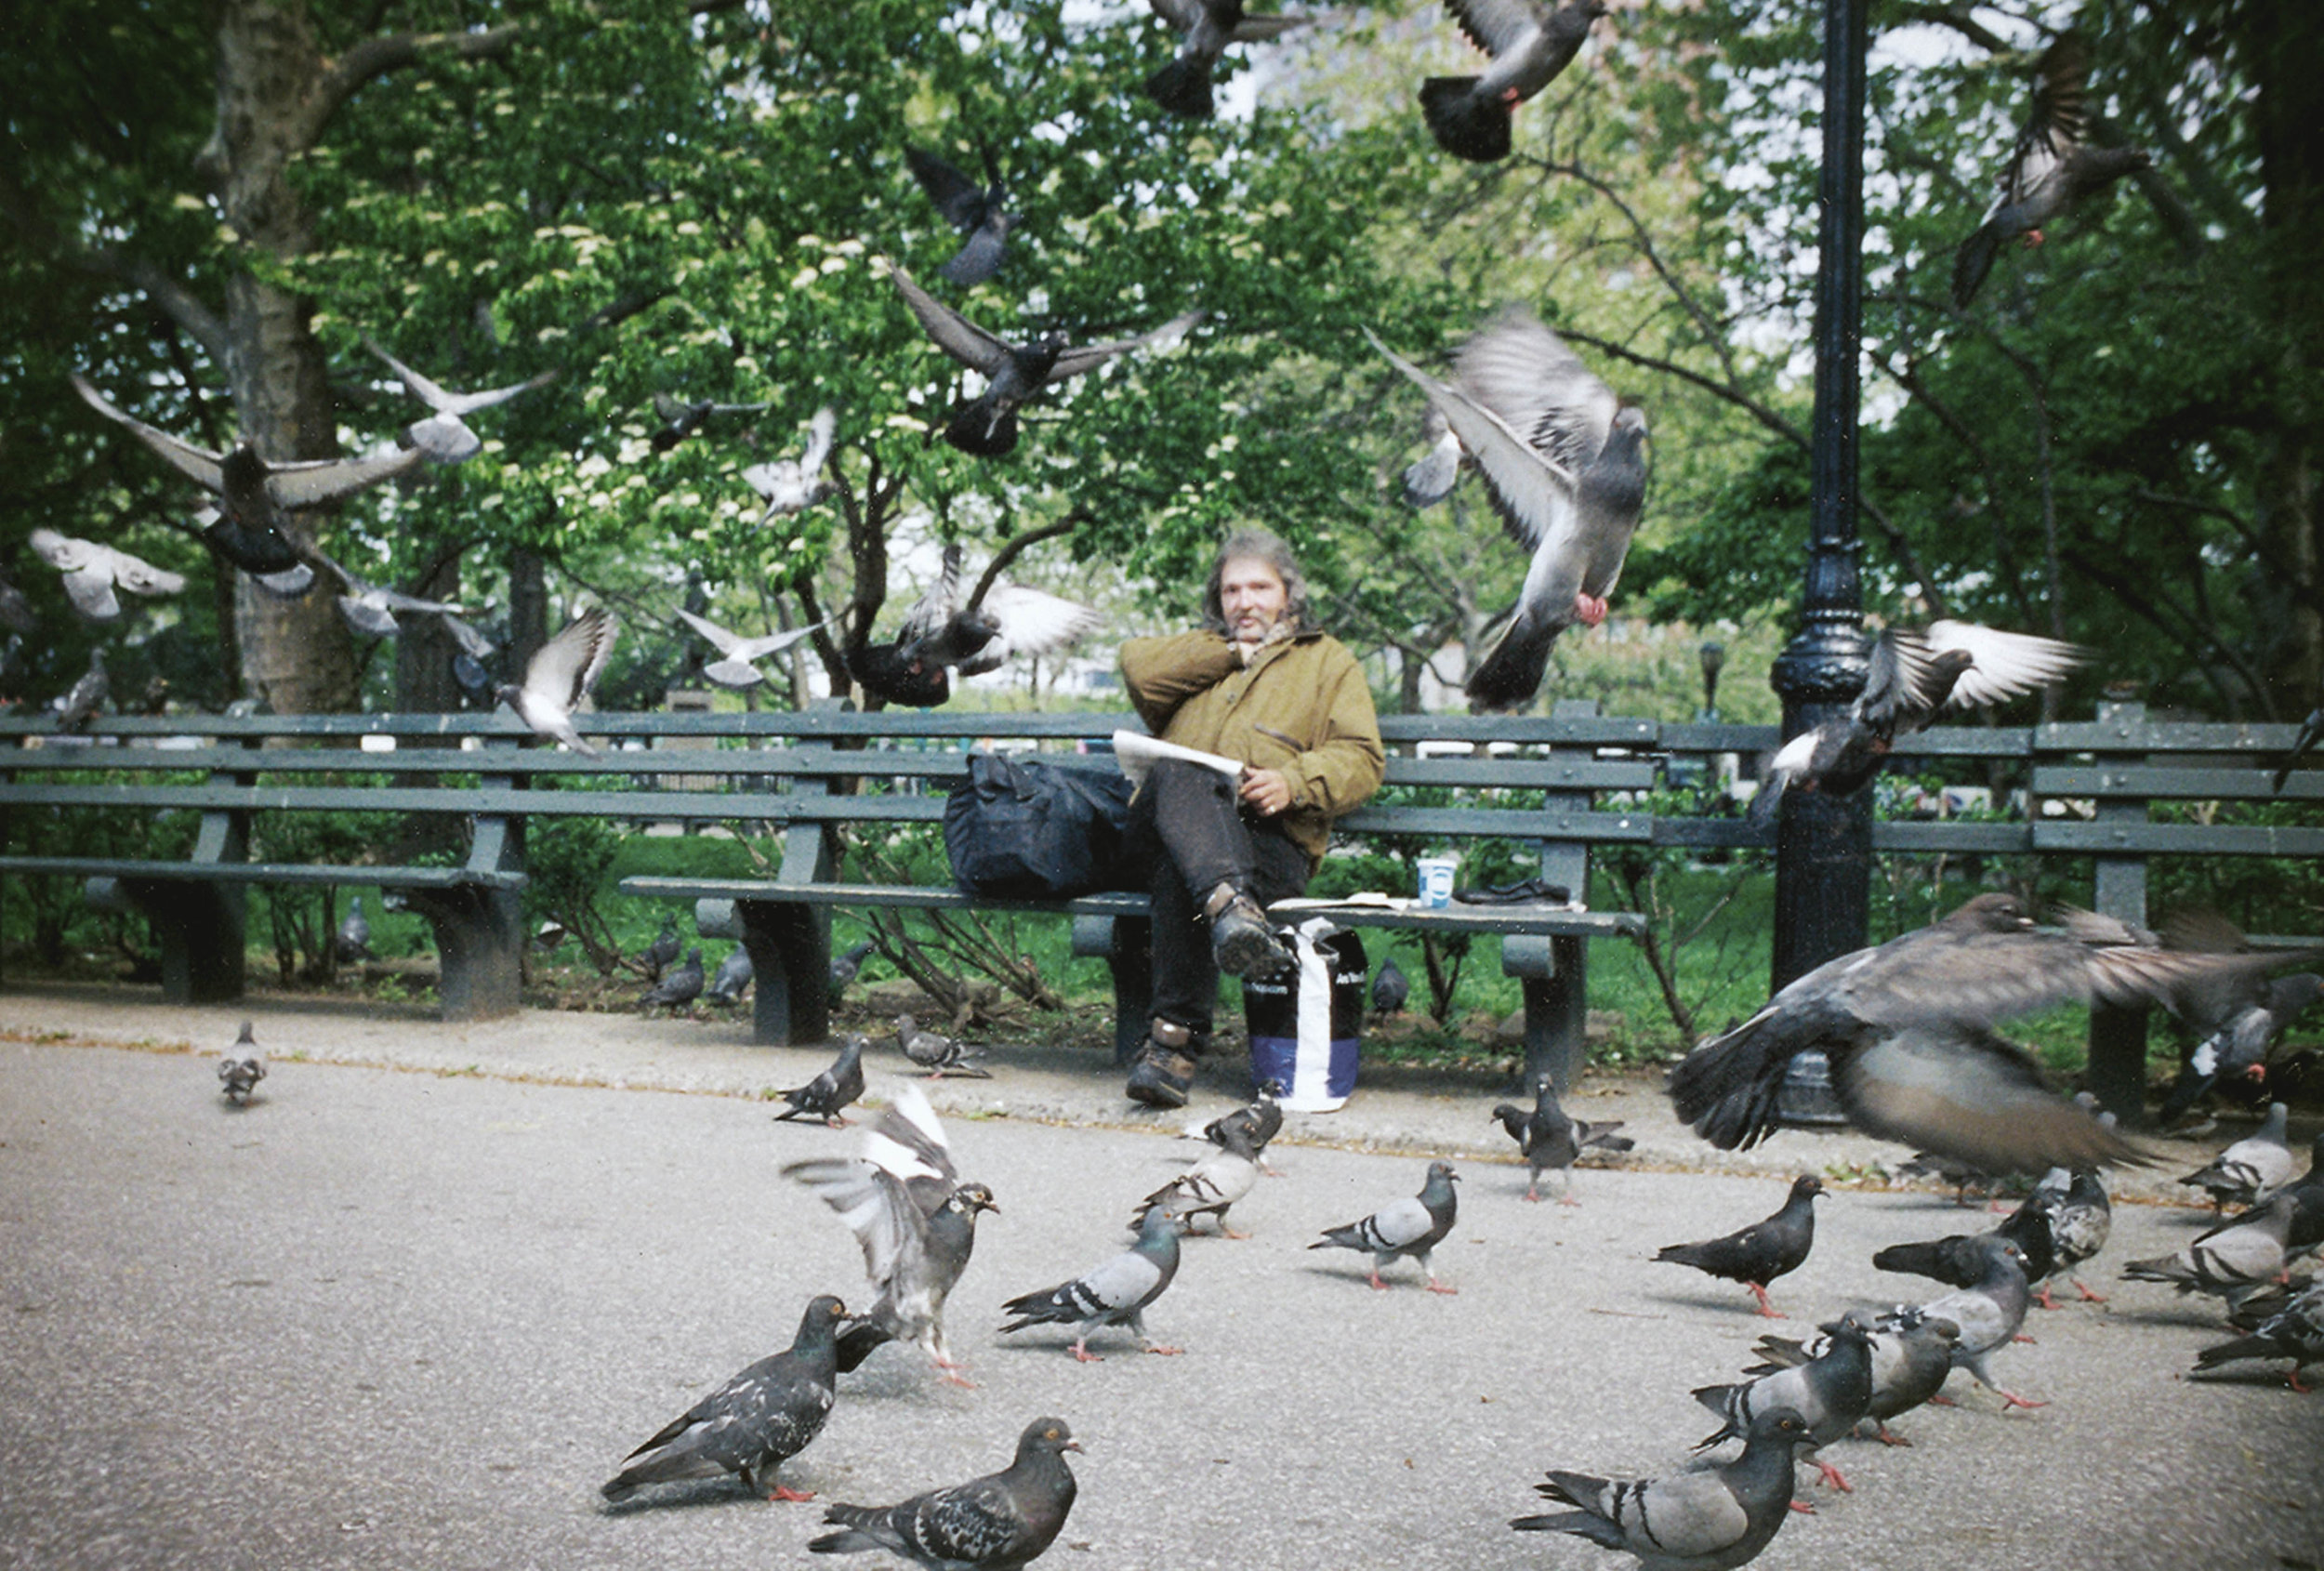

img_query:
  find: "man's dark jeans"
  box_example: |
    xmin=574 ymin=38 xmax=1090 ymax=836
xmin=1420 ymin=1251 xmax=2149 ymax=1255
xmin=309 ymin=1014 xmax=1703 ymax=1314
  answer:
xmin=1121 ymin=759 xmax=1310 ymax=1045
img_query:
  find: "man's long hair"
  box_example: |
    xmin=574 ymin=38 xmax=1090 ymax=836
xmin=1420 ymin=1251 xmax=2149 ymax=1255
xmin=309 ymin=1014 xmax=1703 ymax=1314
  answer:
xmin=1199 ymin=527 xmax=1312 ymax=636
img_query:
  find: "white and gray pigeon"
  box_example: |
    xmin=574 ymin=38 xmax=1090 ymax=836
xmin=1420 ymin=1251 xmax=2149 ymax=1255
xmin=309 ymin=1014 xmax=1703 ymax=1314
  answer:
xmin=601 ymin=1293 xmax=846 ymax=1503
xmin=1367 ymin=312 xmax=1648 ymax=712
xmin=1421 ymin=0 xmax=1607 ymax=164
xmin=1200 ymin=1078 xmax=1286 ymax=1176
xmin=1143 ymin=0 xmax=1312 ymax=122
xmin=741 ymin=407 xmax=838 ymax=518
xmin=706 ymin=945 xmax=753 ymax=1004
xmin=675 ymin=608 xmax=833 ymax=690
xmin=896 ymin=1012 xmax=992 ymax=1079
xmin=2124 ymin=1199 xmax=2296 ymax=1316
xmin=1752 ymin=622 xmax=2087 ymax=826
xmin=1511 ymin=1406 xmax=1815 ymax=1571
xmin=641 ymin=947 xmax=705 ymax=1010
xmin=1310 ymin=1158 xmax=1460 ymax=1292
xmin=773 ymin=1035 xmax=868 ymax=1128
xmin=808 ymin=1416 xmax=1080 ymax=1571
xmin=1694 ymin=1316 xmax=1873 ymax=1494
xmin=785 ymin=1083 xmax=998 ymax=1381
xmin=1951 ymin=33 xmax=2151 ymax=309
xmin=2192 ymin=1279 xmax=2324 ymax=1392
xmin=883 ymin=545 xmax=1102 ymax=684
xmin=313 ymin=547 xmax=472 ymax=640
xmin=1131 ymin=1114 xmax=1262 ymax=1238
xmin=999 ymin=1203 xmax=1183 ymax=1361
xmin=2041 ymin=1164 xmax=2113 ymax=1304
xmin=1402 ymin=403 xmax=1465 ymax=508
xmin=495 ymin=607 xmax=616 ymax=755
xmin=2159 ymin=976 xmax=2323 ymax=1124
xmin=890 ymin=265 xmax=1200 ymax=457
xmin=1489 ymin=1075 xmax=1631 ymax=1203
xmin=2180 ymin=1102 xmax=2297 ymax=1213
xmin=28 ymin=528 xmax=186 ymax=623
xmin=335 ymin=897 xmax=375 ymax=963
xmin=1749 ymin=1306 xmax=1961 ymax=1447
xmin=54 ymin=649 xmax=107 ymax=733
xmin=1897 ymin=1234 xmax=2042 ymax=1410
xmin=218 ymin=1022 xmax=267 ymax=1107
xmin=363 ymin=337 xmax=554 ymax=463
xmin=905 ymin=147 xmax=1016 ymax=287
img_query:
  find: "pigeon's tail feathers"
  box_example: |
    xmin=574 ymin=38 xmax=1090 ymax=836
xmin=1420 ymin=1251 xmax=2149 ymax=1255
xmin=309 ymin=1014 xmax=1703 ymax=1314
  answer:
xmin=1748 ymin=767 xmax=1789 ymax=828
xmin=2193 ymin=1331 xmax=2283 ymax=1371
xmin=1510 ymin=1508 xmax=1627 ymax=1546
xmin=1145 ymin=56 xmax=1216 ymax=120
xmin=1421 ymin=76 xmax=1512 ymax=164
xmin=941 ymin=226 xmax=1007 ymax=287
xmin=1690 ymin=1382 xmax=1743 ymax=1436
xmin=2121 ymin=1252 xmax=2191 ymax=1285
xmin=808 ymin=1525 xmax=889 ymax=1556
xmin=1466 ymin=610 xmax=1560 ymax=712
xmin=1952 ymin=225 xmax=2001 ymax=310
xmin=1403 ymin=436 xmax=1460 ymax=508
xmin=944 ymin=399 xmax=1019 ymax=457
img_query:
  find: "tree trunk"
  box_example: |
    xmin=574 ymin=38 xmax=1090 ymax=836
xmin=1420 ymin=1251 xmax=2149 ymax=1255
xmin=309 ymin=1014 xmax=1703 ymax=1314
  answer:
xmin=508 ymin=544 xmax=549 ymax=674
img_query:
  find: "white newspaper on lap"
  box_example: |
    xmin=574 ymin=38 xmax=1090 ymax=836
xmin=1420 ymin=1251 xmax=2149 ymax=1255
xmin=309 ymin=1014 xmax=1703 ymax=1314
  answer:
xmin=1110 ymin=730 xmax=1244 ymax=790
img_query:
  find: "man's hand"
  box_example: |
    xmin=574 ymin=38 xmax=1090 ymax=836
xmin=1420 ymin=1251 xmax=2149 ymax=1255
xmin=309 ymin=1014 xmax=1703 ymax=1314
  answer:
xmin=1239 ymin=767 xmax=1294 ymax=816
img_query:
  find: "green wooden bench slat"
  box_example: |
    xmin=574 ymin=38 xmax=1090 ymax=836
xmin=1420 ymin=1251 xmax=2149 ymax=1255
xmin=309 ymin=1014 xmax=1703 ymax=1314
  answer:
xmin=1650 ymin=818 xmax=1771 ymax=850
xmin=1870 ymin=823 xmax=2034 ymax=853
xmin=2030 ymin=822 xmax=2324 ymax=857
xmin=0 ymin=856 xmax=523 ymax=889
xmin=2031 ymin=764 xmax=2324 ymax=799
xmin=1335 ymin=805 xmax=1654 ymax=840
xmin=2037 ymin=720 xmax=2300 ymax=754
xmin=0 ymin=783 xmax=783 ymax=819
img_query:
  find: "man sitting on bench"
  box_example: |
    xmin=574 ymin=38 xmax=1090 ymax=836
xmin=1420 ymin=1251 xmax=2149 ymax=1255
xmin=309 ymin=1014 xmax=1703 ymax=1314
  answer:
xmin=1117 ymin=528 xmax=1384 ymax=1110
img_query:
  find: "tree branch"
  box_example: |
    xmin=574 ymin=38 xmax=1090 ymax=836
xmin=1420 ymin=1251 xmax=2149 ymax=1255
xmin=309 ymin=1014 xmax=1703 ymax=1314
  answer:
xmin=969 ymin=510 xmax=1088 ymax=607
xmin=1884 ymin=2 xmax=2014 ymax=54
xmin=0 ymin=166 xmax=230 ymax=363
xmin=1552 ymin=326 xmax=1807 ymax=452
xmin=301 ymin=25 xmax=522 ymax=146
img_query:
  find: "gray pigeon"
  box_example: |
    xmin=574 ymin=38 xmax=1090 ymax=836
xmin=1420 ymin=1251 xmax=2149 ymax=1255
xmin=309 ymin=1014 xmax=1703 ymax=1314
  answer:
xmin=675 ymin=608 xmax=832 ymax=690
xmin=1000 ymin=1204 xmax=1182 ymax=1361
xmin=642 ymin=918 xmax=684 ymax=981
xmin=1489 ymin=1075 xmax=1631 ymax=1203
xmin=1402 ymin=403 xmax=1465 ymax=508
xmin=1511 ymin=1406 xmax=1815 ymax=1570
xmin=1367 ymin=312 xmax=1648 ymax=712
xmin=890 ymin=265 xmax=1200 ymax=457
xmin=786 ymin=1084 xmax=998 ymax=1381
xmin=2041 ymin=1165 xmax=2113 ymax=1305
xmin=2274 ymin=706 xmax=2322 ymax=793
xmin=1752 ymin=622 xmax=2086 ymax=826
xmin=1421 ymin=0 xmax=1607 ymax=164
xmin=2159 ymin=977 xmax=2323 ymax=1124
xmin=54 ymin=649 xmax=107 ymax=733
xmin=829 ymin=940 xmax=876 ymax=1005
xmin=905 ymin=147 xmax=1016 ymax=287
xmin=28 ymin=528 xmax=186 ymax=623
xmin=1903 ymin=1234 xmax=2041 ymax=1409
xmin=1370 ymin=955 xmax=1410 ymax=1017
xmin=1201 ymin=1078 xmax=1286 ymax=1176
xmin=740 ymin=407 xmax=838 ymax=518
xmin=649 ymin=391 xmax=771 ymax=452
xmin=896 ymin=1013 xmax=992 ymax=1079
xmin=2180 ymin=1102 xmax=2297 ymax=1212
xmin=1694 ymin=1317 xmax=1873 ymax=1494
xmin=642 ymin=947 xmax=705 ymax=1010
xmin=2192 ymin=1280 xmax=2324 ymax=1392
xmin=1309 ymin=1159 xmax=1461 ymax=1292
xmin=706 ymin=946 xmax=754 ymax=1004
xmin=313 ymin=547 xmax=472 ymax=640
xmin=363 ymin=337 xmax=554 ymax=463
xmin=2124 ymin=1200 xmax=2297 ymax=1316
xmin=774 ymin=1036 xmax=869 ymax=1127
xmin=601 ymin=1294 xmax=846 ymax=1502
xmin=335 ymin=896 xmax=376 ymax=963
xmin=1654 ymin=1174 xmax=1824 ymax=1318
xmin=1666 ymin=892 xmax=2302 ymax=1176
xmin=1951 ymin=33 xmax=2151 ymax=309
xmin=495 ymin=608 xmax=616 ymax=755
xmin=1131 ymin=1114 xmax=1262 ymax=1237
xmin=890 ymin=546 xmax=1102 ymax=682
xmin=1750 ymin=1307 xmax=1961 ymax=1446
xmin=808 ymin=1416 xmax=1079 ymax=1571
xmin=1143 ymin=0 xmax=1311 ymax=121
xmin=218 ymin=1022 xmax=266 ymax=1107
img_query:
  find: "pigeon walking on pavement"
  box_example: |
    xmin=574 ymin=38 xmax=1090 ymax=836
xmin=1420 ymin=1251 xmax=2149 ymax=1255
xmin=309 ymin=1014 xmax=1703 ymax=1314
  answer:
xmin=495 ymin=607 xmax=616 ymax=755
xmin=363 ymin=337 xmax=554 ymax=464
xmin=741 ymin=407 xmax=838 ymax=518
xmin=1695 ymin=1316 xmax=1873 ymax=1494
xmin=28 ymin=528 xmax=186 ymax=623
xmin=1654 ymin=1174 xmax=1824 ymax=1318
xmin=1131 ymin=1114 xmax=1262 ymax=1238
xmin=1420 ymin=0 xmax=1608 ymax=165
xmin=641 ymin=948 xmax=705 ymax=1010
xmin=1510 ymin=1407 xmax=1816 ymax=1570
xmin=54 ymin=649 xmax=107 ymax=733
xmin=335 ymin=897 xmax=376 ymax=963
xmin=774 ymin=1036 xmax=869 ymax=1128
xmin=2040 ymin=1165 xmax=2114 ymax=1304
xmin=1001 ymin=1204 xmax=1183 ymax=1361
xmin=2124 ymin=1200 xmax=2297 ymax=1316
xmin=2180 ymin=1102 xmax=2298 ymax=1213
xmin=1201 ymin=1078 xmax=1286 ymax=1175
xmin=1870 ymin=1178 xmax=2058 ymax=1296
xmin=1143 ymin=0 xmax=1311 ymax=121
xmin=601 ymin=1294 xmax=847 ymax=1503
xmin=2192 ymin=1280 xmax=2324 ymax=1392
xmin=218 ymin=1022 xmax=267 ymax=1107
xmin=706 ymin=946 xmax=754 ymax=1005
xmin=905 ymin=147 xmax=1016 ymax=287
xmin=1900 ymin=1234 xmax=2042 ymax=1410
xmin=896 ymin=1013 xmax=992 ymax=1079
xmin=785 ymin=1084 xmax=998 ymax=1381
xmin=1370 ymin=955 xmax=1409 ymax=1018
xmin=1490 ymin=1075 xmax=1631 ymax=1203
xmin=1310 ymin=1159 xmax=1461 ymax=1292
xmin=808 ymin=1416 xmax=1080 ymax=1571
xmin=1367 ymin=311 xmax=1648 ymax=712
xmin=1748 ymin=1307 xmax=1962 ymax=1447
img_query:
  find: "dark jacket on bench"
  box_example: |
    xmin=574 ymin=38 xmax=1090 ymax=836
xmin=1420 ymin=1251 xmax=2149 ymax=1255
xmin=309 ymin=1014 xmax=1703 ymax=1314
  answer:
xmin=1120 ymin=628 xmax=1384 ymax=868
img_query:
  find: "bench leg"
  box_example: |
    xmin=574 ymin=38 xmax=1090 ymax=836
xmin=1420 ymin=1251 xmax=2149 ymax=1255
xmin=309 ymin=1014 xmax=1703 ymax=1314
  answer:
xmin=1073 ymin=915 xmax=1152 ymax=1064
xmin=1504 ymin=934 xmax=1584 ymax=1094
xmin=738 ymin=899 xmax=829 ymax=1047
xmin=409 ymin=887 xmax=523 ymax=1023
xmin=108 ymin=878 xmax=246 ymax=1005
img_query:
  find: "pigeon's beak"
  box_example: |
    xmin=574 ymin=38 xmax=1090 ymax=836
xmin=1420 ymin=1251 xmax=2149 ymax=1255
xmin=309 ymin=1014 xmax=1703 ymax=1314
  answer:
xmin=1061 ymin=1439 xmax=1084 ymax=1453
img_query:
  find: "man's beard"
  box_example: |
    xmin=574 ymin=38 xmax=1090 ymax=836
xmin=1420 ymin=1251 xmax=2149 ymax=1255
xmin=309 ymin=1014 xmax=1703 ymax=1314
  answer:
xmin=1231 ymin=607 xmax=1286 ymax=641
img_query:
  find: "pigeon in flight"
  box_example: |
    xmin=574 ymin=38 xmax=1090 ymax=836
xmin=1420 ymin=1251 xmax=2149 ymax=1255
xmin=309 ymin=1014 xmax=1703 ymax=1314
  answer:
xmin=773 ymin=1035 xmax=868 ymax=1128
xmin=2180 ymin=1102 xmax=2297 ymax=1213
xmin=1401 ymin=403 xmax=1465 ymax=508
xmin=892 ymin=545 xmax=1103 ymax=680
xmin=363 ymin=337 xmax=554 ymax=463
xmin=785 ymin=1083 xmax=999 ymax=1381
xmin=809 ymin=1416 xmax=1080 ymax=1571
xmin=706 ymin=945 xmax=754 ymax=1005
xmin=1694 ymin=1316 xmax=1872 ymax=1494
xmin=1753 ymin=621 xmax=2087 ymax=826
xmin=53 ymin=649 xmax=108 ymax=733
xmin=336 ymin=897 xmax=376 ymax=964
xmin=1489 ymin=1076 xmax=1631 ymax=1203
xmin=495 ymin=607 xmax=616 ymax=755
xmin=649 ymin=392 xmax=772 ymax=452
xmin=1654 ymin=1173 xmax=1823 ymax=1318
xmin=2274 ymin=706 xmax=2322 ymax=793
xmin=905 ymin=147 xmax=1016 ymax=287
xmin=1310 ymin=1159 xmax=1461 ymax=1292
xmin=1144 ymin=0 xmax=1313 ymax=122
xmin=218 ymin=1022 xmax=267 ymax=1107
xmin=741 ymin=407 xmax=838 ymax=518
xmin=2159 ymin=977 xmax=2323 ymax=1126
xmin=28 ymin=528 xmax=186 ymax=624
xmin=313 ymin=548 xmax=472 ymax=640
xmin=1421 ymin=0 xmax=1607 ymax=164
xmin=896 ymin=1013 xmax=992 ymax=1078
xmin=2192 ymin=1280 xmax=2324 ymax=1392
xmin=601 ymin=1294 xmax=847 ymax=1503
xmin=675 ymin=608 xmax=833 ymax=690
xmin=1664 ymin=892 xmax=2303 ymax=1175
xmin=1000 ymin=1204 xmax=1183 ymax=1361
xmin=641 ymin=947 xmax=705 ymax=1010
xmin=1131 ymin=1113 xmax=1263 ymax=1237
xmin=1511 ymin=1407 xmax=1815 ymax=1569
xmin=1951 ymin=33 xmax=2151 ymax=309
xmin=890 ymin=265 xmax=1200 ymax=457
xmin=1367 ymin=312 xmax=1647 ymax=711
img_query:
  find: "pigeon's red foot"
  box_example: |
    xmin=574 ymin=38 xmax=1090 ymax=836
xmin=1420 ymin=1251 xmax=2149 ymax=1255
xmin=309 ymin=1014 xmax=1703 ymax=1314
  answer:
xmin=1999 ymin=1389 xmax=2048 ymax=1412
xmin=767 ymin=1486 xmax=816 ymax=1503
xmin=1524 ymin=1189 xmax=1543 ymax=1204
xmin=1144 ymin=1343 xmax=1185 ymax=1357
xmin=1500 ymin=86 xmax=1524 ymax=106
xmin=1221 ymin=1225 xmax=1251 ymax=1241
xmin=1557 ymin=1195 xmax=1581 ymax=1208
xmin=1814 ymin=1459 xmax=1853 ymax=1493
xmin=1426 ymin=1281 xmax=1459 ymax=1296
xmin=825 ymin=1115 xmax=853 ymax=1129
xmin=2288 ymin=1371 xmax=2311 ymax=1393
xmin=2073 ymin=1278 xmax=2108 ymax=1303
xmin=1926 ymin=1393 xmax=1958 ymax=1407
xmin=1069 ymin=1344 xmax=1105 ymax=1364
xmin=2013 ymin=1333 xmax=2038 ymax=1344
xmin=2032 ymin=1287 xmax=2058 ymax=1311
xmin=2022 ymin=229 xmax=2047 ymax=248
xmin=1367 ymin=1274 xmax=1392 ymax=1292
xmin=1788 ymin=1500 xmax=1817 ymax=1515
xmin=1871 ymin=1424 xmax=1911 ymax=1448
xmin=1749 ymin=1285 xmax=1785 ymax=1319
xmin=1574 ymin=593 xmax=1610 ymax=627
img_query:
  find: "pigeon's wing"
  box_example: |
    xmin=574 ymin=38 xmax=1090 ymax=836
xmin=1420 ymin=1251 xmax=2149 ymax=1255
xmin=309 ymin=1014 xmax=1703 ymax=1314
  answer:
xmin=900 ymin=1476 xmax=1034 ymax=1565
xmin=437 ymin=613 xmax=496 ymax=660
xmin=957 ymin=585 xmax=1100 ymax=673
xmin=797 ymin=407 xmax=838 ymax=474
xmin=1367 ymin=327 xmax=1580 ymax=557
xmin=1835 ymin=1025 xmax=2137 ymax=1174
xmin=70 ymin=375 xmax=227 ymax=492
xmin=261 ymin=443 xmax=427 ymax=508
xmin=731 ymin=619 xmax=835 ymax=663
xmin=905 ymin=146 xmax=987 ymax=231
xmin=890 ymin=267 xmax=1010 ymax=373
xmin=1363 ymin=1195 xmax=1436 ymax=1249
xmin=1840 ymin=929 xmax=2298 ymax=1036
xmin=1443 ymin=0 xmax=1548 ymax=59
xmin=1229 ymin=14 xmax=1309 ymax=43
xmin=28 ymin=529 xmax=104 ymax=574
xmin=1991 ymin=33 xmax=2088 ymax=209
xmin=438 ymin=369 xmax=556 ymax=416
xmin=1403 ymin=403 xmax=1464 ymax=508
xmin=1920 ymin=620 xmax=2089 ymax=709
xmin=1455 ymin=309 xmax=1618 ymax=479
xmin=363 ymin=337 xmax=456 ymax=411
xmin=1072 ymin=1244 xmax=1164 ymax=1313
xmin=675 ymin=607 xmax=746 ymax=658
xmin=896 ymin=546 xmax=964 ymax=648
xmin=1147 ymin=0 xmax=1207 ymax=31
xmin=1623 ymin=1470 xmax=1753 ymax=1557
xmin=526 ymin=609 xmax=618 ymax=709
xmin=1858 ymin=627 xmax=1947 ymax=728
xmin=1045 ymin=311 xmax=1205 ymax=384
xmin=786 ymin=1156 xmax=921 ymax=1290
xmin=863 ymin=1081 xmax=961 ymax=1207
